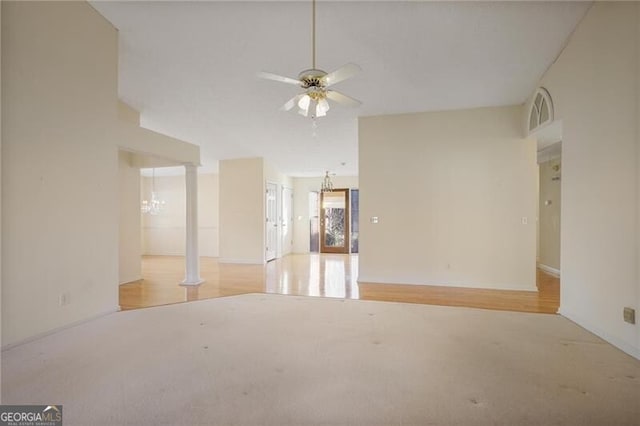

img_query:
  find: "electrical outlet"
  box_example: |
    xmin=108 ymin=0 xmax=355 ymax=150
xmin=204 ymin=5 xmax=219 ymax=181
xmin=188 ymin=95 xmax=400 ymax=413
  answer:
xmin=623 ymin=307 xmax=635 ymax=324
xmin=59 ymin=292 xmax=71 ymax=307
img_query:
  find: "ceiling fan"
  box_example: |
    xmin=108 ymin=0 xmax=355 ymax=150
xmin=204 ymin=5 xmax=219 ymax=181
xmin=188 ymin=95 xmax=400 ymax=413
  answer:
xmin=258 ymin=0 xmax=361 ymax=119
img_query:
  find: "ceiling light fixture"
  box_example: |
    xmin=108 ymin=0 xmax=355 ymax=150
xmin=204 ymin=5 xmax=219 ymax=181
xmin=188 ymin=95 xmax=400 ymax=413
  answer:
xmin=320 ymin=171 xmax=334 ymax=193
xmin=259 ymin=0 xmax=362 ymax=119
xmin=141 ymin=168 xmax=166 ymax=215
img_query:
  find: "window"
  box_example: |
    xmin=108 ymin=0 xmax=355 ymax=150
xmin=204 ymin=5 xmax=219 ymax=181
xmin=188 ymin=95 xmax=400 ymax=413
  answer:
xmin=529 ymin=88 xmax=554 ymax=132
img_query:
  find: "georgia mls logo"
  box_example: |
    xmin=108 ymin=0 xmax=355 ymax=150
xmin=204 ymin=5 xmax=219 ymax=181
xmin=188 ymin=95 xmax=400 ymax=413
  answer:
xmin=0 ymin=404 xmax=63 ymax=426
xmin=43 ymin=406 xmax=62 ymax=420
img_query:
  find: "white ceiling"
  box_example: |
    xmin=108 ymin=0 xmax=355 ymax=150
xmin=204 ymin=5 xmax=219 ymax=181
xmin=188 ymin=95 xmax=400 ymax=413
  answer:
xmin=91 ymin=1 xmax=591 ymax=177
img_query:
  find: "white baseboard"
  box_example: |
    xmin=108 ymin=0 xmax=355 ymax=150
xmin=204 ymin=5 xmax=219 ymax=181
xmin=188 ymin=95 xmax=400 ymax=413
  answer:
xmin=537 ymin=263 xmax=560 ymax=277
xmin=559 ymin=307 xmax=640 ymax=361
xmin=218 ymin=258 xmax=265 ymax=265
xmin=1 ymin=307 xmax=120 ymax=352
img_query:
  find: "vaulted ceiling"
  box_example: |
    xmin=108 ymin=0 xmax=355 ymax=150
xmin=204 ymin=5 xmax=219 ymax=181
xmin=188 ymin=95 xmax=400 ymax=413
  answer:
xmin=91 ymin=1 xmax=591 ymax=176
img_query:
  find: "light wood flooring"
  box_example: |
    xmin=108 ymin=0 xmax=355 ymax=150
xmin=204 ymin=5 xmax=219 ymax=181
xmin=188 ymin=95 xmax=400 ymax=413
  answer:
xmin=120 ymin=254 xmax=559 ymax=314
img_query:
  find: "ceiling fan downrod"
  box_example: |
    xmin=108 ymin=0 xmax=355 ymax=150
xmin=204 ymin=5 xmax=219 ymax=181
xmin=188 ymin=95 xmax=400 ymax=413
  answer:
xmin=312 ymin=0 xmax=316 ymax=70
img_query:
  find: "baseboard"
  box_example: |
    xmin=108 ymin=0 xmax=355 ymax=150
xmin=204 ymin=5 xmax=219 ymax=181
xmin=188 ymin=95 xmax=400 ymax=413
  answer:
xmin=218 ymin=258 xmax=265 ymax=265
xmin=1 ymin=306 xmax=120 ymax=352
xmin=559 ymin=307 xmax=640 ymax=361
xmin=357 ymin=276 xmax=538 ymax=292
xmin=537 ymin=263 xmax=560 ymax=277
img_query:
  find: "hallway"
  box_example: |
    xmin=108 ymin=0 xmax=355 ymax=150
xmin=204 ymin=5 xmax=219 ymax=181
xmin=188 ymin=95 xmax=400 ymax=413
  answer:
xmin=120 ymin=255 xmax=559 ymax=314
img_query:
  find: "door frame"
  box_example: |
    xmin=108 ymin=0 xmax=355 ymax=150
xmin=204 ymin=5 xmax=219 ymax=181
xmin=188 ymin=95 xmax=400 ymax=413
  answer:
xmin=320 ymin=188 xmax=350 ymax=254
xmin=265 ymin=181 xmax=278 ymax=262
xmin=280 ymin=186 xmax=293 ymax=256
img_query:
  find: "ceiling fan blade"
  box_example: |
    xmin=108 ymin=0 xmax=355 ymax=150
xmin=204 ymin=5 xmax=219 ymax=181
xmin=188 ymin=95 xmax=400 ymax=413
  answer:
xmin=281 ymin=94 xmax=304 ymax=111
xmin=258 ymin=71 xmax=301 ymax=86
xmin=322 ymin=63 xmax=362 ymax=87
xmin=326 ymin=90 xmax=361 ymax=108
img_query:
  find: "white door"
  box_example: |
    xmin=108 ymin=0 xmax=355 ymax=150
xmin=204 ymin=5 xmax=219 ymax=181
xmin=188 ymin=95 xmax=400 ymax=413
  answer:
xmin=265 ymin=182 xmax=278 ymax=262
xmin=281 ymin=187 xmax=293 ymax=255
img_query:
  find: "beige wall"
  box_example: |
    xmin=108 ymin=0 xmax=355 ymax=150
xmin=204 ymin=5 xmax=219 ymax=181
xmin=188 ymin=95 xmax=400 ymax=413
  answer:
xmin=219 ymin=158 xmax=265 ymax=264
xmin=359 ymin=106 xmax=537 ymax=291
xmin=118 ymin=151 xmax=142 ymax=284
xmin=2 ymin=1 xmax=119 ymax=346
xmin=264 ymin=161 xmax=292 ymax=190
xmin=538 ymin=158 xmax=561 ymax=271
xmin=141 ymin=172 xmax=219 ymax=257
xmin=198 ymin=173 xmax=219 ymax=257
xmin=292 ymin=176 xmax=359 ymax=254
xmin=1 ymin=1 xmax=200 ymax=347
xmin=535 ymin=2 xmax=639 ymax=358
xmin=142 ymin=174 xmax=185 ymax=256
xmin=219 ymin=158 xmax=292 ymax=263
xmin=118 ymin=101 xmax=140 ymax=126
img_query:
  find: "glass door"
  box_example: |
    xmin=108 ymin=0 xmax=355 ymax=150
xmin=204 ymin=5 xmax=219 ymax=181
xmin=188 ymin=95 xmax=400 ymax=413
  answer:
xmin=320 ymin=189 xmax=350 ymax=254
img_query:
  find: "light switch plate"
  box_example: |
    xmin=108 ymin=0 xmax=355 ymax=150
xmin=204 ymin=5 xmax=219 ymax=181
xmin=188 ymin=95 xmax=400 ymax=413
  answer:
xmin=623 ymin=307 xmax=635 ymax=324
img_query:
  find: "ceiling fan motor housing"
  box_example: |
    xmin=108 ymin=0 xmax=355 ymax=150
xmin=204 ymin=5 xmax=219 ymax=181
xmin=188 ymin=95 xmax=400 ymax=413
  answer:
xmin=298 ymin=69 xmax=327 ymax=88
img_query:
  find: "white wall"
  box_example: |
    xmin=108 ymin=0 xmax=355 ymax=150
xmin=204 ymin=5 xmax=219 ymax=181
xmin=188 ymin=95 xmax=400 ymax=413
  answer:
xmin=292 ymin=176 xmax=359 ymax=254
xmin=118 ymin=151 xmax=142 ymax=284
xmin=141 ymin=172 xmax=218 ymax=257
xmin=534 ymin=2 xmax=639 ymax=358
xmin=359 ymin=106 xmax=537 ymax=291
xmin=1 ymin=1 xmax=200 ymax=347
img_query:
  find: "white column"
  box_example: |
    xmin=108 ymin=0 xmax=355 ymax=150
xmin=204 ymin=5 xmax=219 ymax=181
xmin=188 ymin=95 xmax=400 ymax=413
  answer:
xmin=182 ymin=163 xmax=203 ymax=285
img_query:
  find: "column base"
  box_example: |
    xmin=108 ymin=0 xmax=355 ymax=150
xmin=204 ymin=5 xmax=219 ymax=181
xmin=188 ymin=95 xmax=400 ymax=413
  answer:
xmin=180 ymin=278 xmax=205 ymax=286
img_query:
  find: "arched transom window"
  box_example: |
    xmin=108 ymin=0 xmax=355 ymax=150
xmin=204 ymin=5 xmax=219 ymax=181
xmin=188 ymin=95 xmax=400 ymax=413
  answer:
xmin=529 ymin=88 xmax=554 ymax=132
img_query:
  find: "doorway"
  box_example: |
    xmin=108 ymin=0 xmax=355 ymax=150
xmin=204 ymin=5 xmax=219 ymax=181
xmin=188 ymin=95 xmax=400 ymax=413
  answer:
xmin=265 ymin=182 xmax=278 ymax=262
xmin=309 ymin=191 xmax=320 ymax=253
xmin=537 ymin=142 xmax=561 ymax=277
xmin=281 ymin=186 xmax=293 ymax=256
xmin=320 ymin=189 xmax=350 ymax=254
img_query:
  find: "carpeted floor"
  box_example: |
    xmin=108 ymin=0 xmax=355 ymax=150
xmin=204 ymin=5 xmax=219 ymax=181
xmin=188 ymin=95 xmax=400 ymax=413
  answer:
xmin=2 ymin=294 xmax=639 ymax=425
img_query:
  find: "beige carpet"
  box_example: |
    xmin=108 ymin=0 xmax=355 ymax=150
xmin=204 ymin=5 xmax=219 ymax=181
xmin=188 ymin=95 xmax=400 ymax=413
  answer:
xmin=2 ymin=294 xmax=639 ymax=425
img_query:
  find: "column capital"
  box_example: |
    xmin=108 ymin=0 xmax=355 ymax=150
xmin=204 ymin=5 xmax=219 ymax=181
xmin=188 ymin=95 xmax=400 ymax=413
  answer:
xmin=184 ymin=163 xmax=198 ymax=172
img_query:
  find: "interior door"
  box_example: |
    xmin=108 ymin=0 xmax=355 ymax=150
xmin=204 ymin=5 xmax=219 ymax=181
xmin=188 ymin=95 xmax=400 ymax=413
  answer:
xmin=320 ymin=189 xmax=350 ymax=254
xmin=309 ymin=191 xmax=320 ymax=253
xmin=281 ymin=186 xmax=293 ymax=255
xmin=265 ymin=182 xmax=278 ymax=262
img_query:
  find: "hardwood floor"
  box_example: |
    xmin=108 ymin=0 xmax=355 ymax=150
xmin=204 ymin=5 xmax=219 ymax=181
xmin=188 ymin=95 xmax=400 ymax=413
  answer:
xmin=120 ymin=254 xmax=559 ymax=314
xmin=359 ymin=268 xmax=559 ymax=314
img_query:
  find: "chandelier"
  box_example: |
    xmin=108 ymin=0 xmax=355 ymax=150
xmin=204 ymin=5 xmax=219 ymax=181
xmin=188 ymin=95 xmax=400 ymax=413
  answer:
xmin=320 ymin=171 xmax=334 ymax=193
xmin=141 ymin=168 xmax=166 ymax=215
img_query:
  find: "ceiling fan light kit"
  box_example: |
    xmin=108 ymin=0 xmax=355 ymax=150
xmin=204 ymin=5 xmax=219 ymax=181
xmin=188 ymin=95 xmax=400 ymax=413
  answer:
xmin=259 ymin=0 xmax=361 ymax=119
